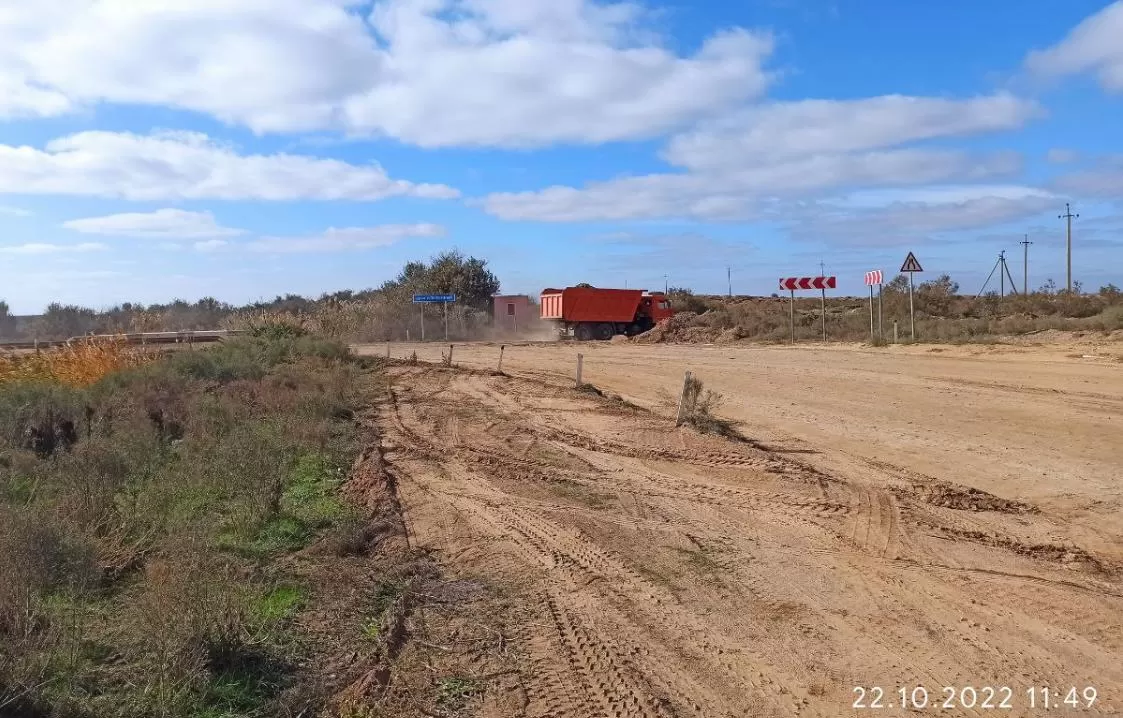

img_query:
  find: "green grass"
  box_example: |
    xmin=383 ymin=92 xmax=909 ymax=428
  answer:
xmin=0 ymin=335 xmax=368 ymax=717
xmin=437 ymin=676 xmax=481 ymax=710
xmin=251 ymin=585 xmax=307 ymax=625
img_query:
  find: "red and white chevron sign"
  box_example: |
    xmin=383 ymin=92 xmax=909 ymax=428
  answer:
xmin=779 ymin=276 xmax=837 ymax=291
xmin=864 ymin=270 xmax=883 ymax=286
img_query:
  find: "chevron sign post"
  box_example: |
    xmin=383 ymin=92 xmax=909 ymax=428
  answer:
xmin=864 ymin=271 xmax=884 ymax=342
xmin=779 ymin=276 xmax=837 ymax=344
xmin=779 ymin=276 xmax=837 ymax=291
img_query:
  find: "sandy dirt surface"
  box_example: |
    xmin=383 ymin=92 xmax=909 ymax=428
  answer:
xmin=362 ymin=341 xmax=1122 ymax=716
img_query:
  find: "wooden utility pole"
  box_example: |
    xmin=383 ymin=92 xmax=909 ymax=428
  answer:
xmin=1020 ymin=234 xmax=1033 ymax=295
xmin=1059 ymin=203 xmax=1078 ymax=293
xmin=727 ymin=265 xmax=732 ymax=298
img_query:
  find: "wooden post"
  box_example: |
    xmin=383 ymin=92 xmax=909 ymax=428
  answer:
xmin=893 ymin=321 xmax=899 ymax=344
xmin=420 ymin=304 xmax=425 ymax=341
xmin=447 ymin=344 xmax=454 ymax=367
xmin=386 ymin=342 xmax=390 ymax=359
xmin=675 ymin=371 xmax=693 ymax=426
xmin=789 ymin=289 xmax=796 ymax=345
xmin=575 ymin=353 xmax=584 ymax=388
xmin=497 ymin=345 xmax=505 ymax=372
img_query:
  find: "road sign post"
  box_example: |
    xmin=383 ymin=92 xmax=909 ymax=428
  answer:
xmin=412 ymin=294 xmax=457 ymax=342
xmin=864 ymin=270 xmax=884 ymax=343
xmin=780 ymin=276 xmax=836 ymax=345
xmin=789 ymin=289 xmax=795 ymax=344
xmin=899 ymin=253 xmax=923 ymax=341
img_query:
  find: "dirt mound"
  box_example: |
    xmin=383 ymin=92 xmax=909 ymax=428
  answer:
xmin=609 ymin=333 xmax=631 ymax=344
xmin=716 ymin=327 xmax=747 ymax=344
xmin=634 ymin=312 xmax=721 ymax=343
xmin=910 ymin=480 xmax=1037 ymax=513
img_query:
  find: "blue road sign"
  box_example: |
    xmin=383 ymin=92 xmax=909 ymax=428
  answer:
xmin=412 ymin=294 xmax=456 ymax=303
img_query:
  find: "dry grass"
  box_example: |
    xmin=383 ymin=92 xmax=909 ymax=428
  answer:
xmin=0 ymin=338 xmax=154 ymax=387
xmin=0 ymin=335 xmax=372 ymax=717
xmin=646 ymin=291 xmax=1123 ymax=345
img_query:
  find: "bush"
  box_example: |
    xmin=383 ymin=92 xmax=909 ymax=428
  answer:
xmin=0 ymin=333 xmax=368 ymax=715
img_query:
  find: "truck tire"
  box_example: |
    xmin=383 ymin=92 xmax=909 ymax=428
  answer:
xmin=595 ymin=323 xmax=615 ymax=340
xmin=574 ymin=323 xmax=594 ymax=341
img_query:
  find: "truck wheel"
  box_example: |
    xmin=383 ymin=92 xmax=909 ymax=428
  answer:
xmin=595 ymin=323 xmax=615 ymax=340
xmin=574 ymin=324 xmax=594 ymax=341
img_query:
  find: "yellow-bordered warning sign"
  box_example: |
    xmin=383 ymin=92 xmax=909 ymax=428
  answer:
xmin=900 ymin=251 xmax=923 ymax=272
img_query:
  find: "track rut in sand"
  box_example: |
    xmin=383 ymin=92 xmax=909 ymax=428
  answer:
xmin=379 ymin=364 xmax=1123 ymax=717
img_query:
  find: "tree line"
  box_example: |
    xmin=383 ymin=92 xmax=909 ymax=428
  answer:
xmin=1 ymin=250 xmax=501 ymax=341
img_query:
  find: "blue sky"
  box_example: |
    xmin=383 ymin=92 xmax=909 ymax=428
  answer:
xmin=1 ymin=0 xmax=1121 ymax=313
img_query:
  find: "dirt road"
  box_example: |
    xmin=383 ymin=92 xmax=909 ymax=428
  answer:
xmin=364 ymin=342 xmax=1122 ymax=716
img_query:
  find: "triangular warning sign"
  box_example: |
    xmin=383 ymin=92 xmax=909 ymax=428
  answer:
xmin=900 ymin=251 xmax=923 ymax=273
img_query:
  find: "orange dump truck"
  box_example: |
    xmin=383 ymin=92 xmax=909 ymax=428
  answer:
xmin=540 ymin=286 xmax=675 ymax=340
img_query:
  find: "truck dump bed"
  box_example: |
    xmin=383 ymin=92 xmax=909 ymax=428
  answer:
xmin=540 ymin=287 xmax=645 ymax=323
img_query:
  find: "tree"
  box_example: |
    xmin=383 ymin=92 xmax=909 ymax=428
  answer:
xmin=380 ymin=251 xmax=500 ymax=312
xmin=1038 ymin=278 xmax=1057 ymax=295
xmin=1100 ymin=283 xmax=1120 ymax=298
xmin=885 ymin=274 xmax=910 ymax=294
xmin=36 ymin=303 xmax=98 ymax=339
xmin=917 ymin=273 xmax=959 ymax=316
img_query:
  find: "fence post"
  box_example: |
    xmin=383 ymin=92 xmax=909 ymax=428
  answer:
xmin=497 ymin=345 xmax=505 ymax=372
xmin=575 ymin=353 xmax=584 ymax=388
xmin=386 ymin=341 xmax=391 ymax=359
xmin=447 ymin=344 xmax=454 ymax=367
xmin=675 ymin=371 xmax=693 ymax=426
xmin=893 ymin=321 xmax=899 ymax=344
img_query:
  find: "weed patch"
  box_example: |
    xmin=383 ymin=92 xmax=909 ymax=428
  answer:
xmin=0 ymin=335 xmax=372 ymax=716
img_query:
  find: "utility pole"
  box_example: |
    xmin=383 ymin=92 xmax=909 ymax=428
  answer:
xmin=1020 ymin=234 xmax=1032 ymax=295
xmin=1059 ymin=203 xmax=1078 ymax=293
xmin=664 ymin=274 xmax=668 ymax=294
xmin=976 ymin=250 xmax=1020 ymax=298
xmin=819 ymin=259 xmax=826 ymax=277
xmin=727 ymin=265 xmax=732 ymax=298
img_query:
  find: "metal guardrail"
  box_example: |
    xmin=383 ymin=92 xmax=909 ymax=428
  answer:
xmin=0 ymin=329 xmax=248 ymax=351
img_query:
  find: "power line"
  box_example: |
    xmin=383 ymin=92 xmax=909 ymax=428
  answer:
xmin=1059 ymin=203 xmax=1079 ymax=293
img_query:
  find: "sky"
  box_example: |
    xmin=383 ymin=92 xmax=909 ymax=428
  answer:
xmin=1 ymin=0 xmax=1122 ymax=313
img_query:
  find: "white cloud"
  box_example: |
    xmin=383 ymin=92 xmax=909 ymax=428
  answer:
xmin=1025 ymin=2 xmax=1123 ymax=92
xmin=0 ymin=205 xmax=32 ymax=217
xmin=788 ymin=187 xmax=1059 ymax=247
xmin=194 ymin=239 xmax=230 ymax=252
xmin=662 ymin=93 xmax=1037 ymax=170
xmin=1053 ymin=168 xmax=1123 ymax=198
xmin=0 ymin=130 xmax=457 ymax=201
xmin=0 ymin=242 xmax=107 ymax=255
xmin=248 ymin=223 xmax=445 ymax=252
xmin=63 ymin=208 xmax=245 ymax=239
xmin=484 ymin=150 xmax=1022 ymax=221
xmin=0 ymin=0 xmax=775 ymax=148
xmin=1046 ymin=148 xmax=1079 ymax=165
xmin=482 ymin=88 xmax=1035 ymax=222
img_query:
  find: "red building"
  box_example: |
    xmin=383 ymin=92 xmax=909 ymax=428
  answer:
xmin=492 ymin=294 xmax=532 ymax=333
